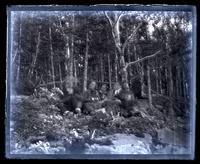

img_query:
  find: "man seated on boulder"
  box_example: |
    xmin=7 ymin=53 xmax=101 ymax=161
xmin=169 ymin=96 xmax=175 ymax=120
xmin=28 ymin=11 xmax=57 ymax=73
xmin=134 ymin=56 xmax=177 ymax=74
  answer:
xmin=99 ymin=84 xmax=108 ymax=101
xmin=99 ymin=82 xmax=122 ymax=116
xmin=57 ymin=86 xmax=83 ymax=115
xmin=98 ymin=84 xmax=114 ymax=110
xmin=106 ymin=82 xmax=122 ymax=105
xmin=116 ymin=82 xmax=140 ymax=118
xmin=82 ymin=81 xmax=102 ymax=115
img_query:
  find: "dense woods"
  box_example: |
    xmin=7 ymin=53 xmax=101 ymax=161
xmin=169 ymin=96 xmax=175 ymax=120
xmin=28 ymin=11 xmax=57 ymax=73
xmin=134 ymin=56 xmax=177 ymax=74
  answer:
xmin=8 ymin=9 xmax=194 ymax=155
xmin=11 ymin=11 xmax=192 ymax=112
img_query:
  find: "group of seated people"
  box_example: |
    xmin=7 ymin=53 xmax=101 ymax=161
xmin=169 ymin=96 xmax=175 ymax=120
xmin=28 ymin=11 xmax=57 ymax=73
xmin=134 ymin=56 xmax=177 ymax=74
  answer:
xmin=59 ymin=81 xmax=139 ymax=118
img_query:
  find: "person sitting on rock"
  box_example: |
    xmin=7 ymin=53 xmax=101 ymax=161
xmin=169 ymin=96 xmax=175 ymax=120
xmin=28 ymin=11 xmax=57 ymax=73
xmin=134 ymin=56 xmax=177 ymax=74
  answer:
xmin=100 ymin=83 xmax=122 ymax=116
xmin=57 ymin=86 xmax=83 ymax=115
xmin=116 ymin=82 xmax=140 ymax=118
xmin=82 ymin=81 xmax=102 ymax=115
xmin=113 ymin=82 xmax=122 ymax=96
xmin=99 ymin=84 xmax=108 ymax=101
xmin=107 ymin=82 xmax=122 ymax=104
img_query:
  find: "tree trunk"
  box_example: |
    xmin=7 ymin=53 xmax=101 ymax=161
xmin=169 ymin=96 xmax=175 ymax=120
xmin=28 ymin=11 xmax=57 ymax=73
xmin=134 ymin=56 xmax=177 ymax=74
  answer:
xmin=182 ymin=69 xmax=187 ymax=100
xmin=155 ymin=69 xmax=159 ymax=94
xmin=114 ymin=49 xmax=118 ymax=83
xmin=133 ymin=44 xmax=145 ymax=97
xmin=134 ymin=44 xmax=140 ymax=74
xmin=28 ymin=30 xmax=41 ymax=79
xmin=49 ymin=27 xmax=56 ymax=88
xmin=175 ymin=66 xmax=179 ymax=98
xmin=83 ymin=32 xmax=89 ymax=92
xmin=168 ymin=64 xmax=174 ymax=118
xmin=108 ymin=53 xmax=112 ymax=90
xmin=104 ymin=12 xmax=127 ymax=83
xmin=62 ymin=32 xmax=71 ymax=91
xmin=64 ymin=34 xmax=70 ymax=78
xmin=69 ymin=13 xmax=74 ymax=88
xmin=178 ymin=66 xmax=183 ymax=97
xmin=16 ymin=55 xmax=20 ymax=82
xmin=119 ymin=55 xmax=128 ymax=83
xmin=127 ymin=46 xmax=132 ymax=85
xmin=74 ymin=59 xmax=78 ymax=87
xmin=59 ymin=62 xmax=63 ymax=90
xmin=147 ymin=65 xmax=153 ymax=109
xmin=164 ymin=68 xmax=168 ymax=95
xmin=155 ymin=57 xmax=160 ymax=94
xmin=158 ymin=67 xmax=162 ymax=94
xmin=48 ymin=69 xmax=51 ymax=87
xmin=100 ymin=54 xmax=104 ymax=82
xmin=141 ymin=62 xmax=145 ymax=97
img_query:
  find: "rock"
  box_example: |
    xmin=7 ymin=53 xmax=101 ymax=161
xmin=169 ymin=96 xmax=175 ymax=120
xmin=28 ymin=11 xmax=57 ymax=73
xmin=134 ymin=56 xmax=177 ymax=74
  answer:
xmin=85 ymin=133 xmax=152 ymax=154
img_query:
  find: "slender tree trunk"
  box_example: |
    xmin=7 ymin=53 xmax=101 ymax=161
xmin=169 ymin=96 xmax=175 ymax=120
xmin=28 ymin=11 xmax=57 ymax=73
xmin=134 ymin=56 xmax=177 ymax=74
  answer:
xmin=127 ymin=46 xmax=132 ymax=85
xmin=16 ymin=55 xmax=20 ymax=82
xmin=155 ymin=69 xmax=159 ymax=94
xmin=59 ymin=17 xmax=70 ymax=82
xmin=62 ymin=17 xmax=72 ymax=80
xmin=155 ymin=57 xmax=160 ymax=94
xmin=69 ymin=41 xmax=74 ymax=88
xmin=64 ymin=33 xmax=70 ymax=78
xmin=48 ymin=69 xmax=51 ymax=87
xmin=175 ymin=66 xmax=179 ymax=98
xmin=134 ymin=44 xmax=140 ymax=74
xmin=59 ymin=62 xmax=63 ymax=90
xmin=108 ymin=53 xmax=112 ymax=90
xmin=49 ymin=27 xmax=56 ymax=88
xmin=83 ymin=32 xmax=89 ymax=92
xmin=180 ymin=68 xmax=184 ymax=97
xmin=147 ymin=65 xmax=153 ymax=109
xmin=69 ymin=13 xmax=74 ymax=88
xmin=100 ymin=54 xmax=104 ymax=82
xmin=28 ymin=30 xmax=41 ymax=79
xmin=141 ymin=62 xmax=145 ymax=97
xmin=74 ymin=59 xmax=78 ymax=87
xmin=178 ymin=67 xmax=183 ymax=97
xmin=182 ymin=69 xmax=187 ymax=100
xmin=168 ymin=64 xmax=174 ymax=118
xmin=114 ymin=49 xmax=118 ymax=83
xmin=158 ymin=67 xmax=162 ymax=94
xmin=164 ymin=68 xmax=168 ymax=95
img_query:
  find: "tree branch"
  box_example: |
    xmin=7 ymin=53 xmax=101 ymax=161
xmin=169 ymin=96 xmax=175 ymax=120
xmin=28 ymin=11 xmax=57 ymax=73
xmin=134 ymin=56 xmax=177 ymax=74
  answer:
xmin=125 ymin=50 xmax=162 ymax=70
xmin=104 ymin=12 xmax=124 ymax=54
xmin=122 ymin=22 xmax=143 ymax=54
xmin=104 ymin=11 xmax=113 ymax=28
xmin=113 ymin=12 xmax=124 ymax=28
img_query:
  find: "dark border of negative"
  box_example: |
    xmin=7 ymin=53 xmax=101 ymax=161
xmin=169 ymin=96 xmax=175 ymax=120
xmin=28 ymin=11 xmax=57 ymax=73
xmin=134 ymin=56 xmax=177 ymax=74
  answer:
xmin=5 ymin=4 xmax=196 ymax=160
